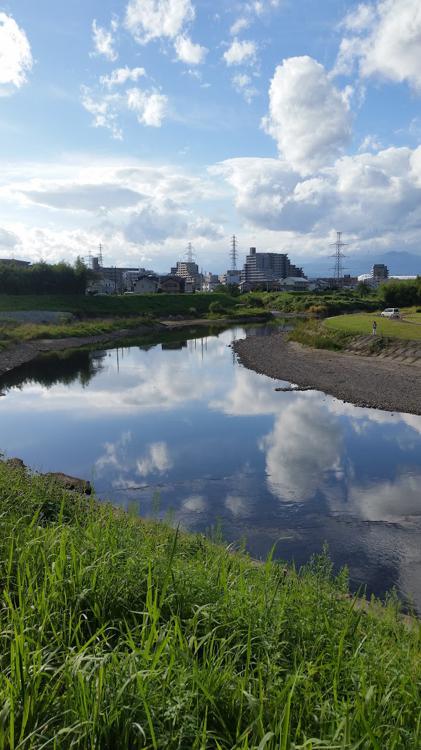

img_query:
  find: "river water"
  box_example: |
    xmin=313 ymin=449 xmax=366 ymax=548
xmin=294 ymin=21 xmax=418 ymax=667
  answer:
xmin=1 ymin=324 xmax=421 ymax=612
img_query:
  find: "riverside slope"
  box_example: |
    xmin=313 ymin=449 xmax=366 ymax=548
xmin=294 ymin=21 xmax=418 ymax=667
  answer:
xmin=234 ymin=332 xmax=421 ymax=415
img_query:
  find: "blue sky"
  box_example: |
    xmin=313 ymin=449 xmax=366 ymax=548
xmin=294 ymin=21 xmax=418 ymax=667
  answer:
xmin=1 ymin=0 xmax=421 ymax=274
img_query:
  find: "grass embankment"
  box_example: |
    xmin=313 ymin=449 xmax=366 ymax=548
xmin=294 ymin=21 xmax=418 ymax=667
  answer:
xmin=0 ymin=294 xmax=241 ymax=319
xmin=288 ymin=320 xmax=355 ymax=351
xmin=325 ymin=313 xmax=421 ymax=341
xmin=0 ymin=317 xmax=155 ymax=351
xmin=0 ymin=462 xmax=420 ymax=749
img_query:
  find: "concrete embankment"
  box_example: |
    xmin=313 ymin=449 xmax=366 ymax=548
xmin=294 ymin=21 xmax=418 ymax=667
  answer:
xmin=234 ymin=332 xmax=421 ymax=415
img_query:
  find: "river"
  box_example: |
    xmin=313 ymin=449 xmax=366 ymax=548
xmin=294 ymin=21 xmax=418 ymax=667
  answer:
xmin=1 ymin=324 xmax=420 ymax=612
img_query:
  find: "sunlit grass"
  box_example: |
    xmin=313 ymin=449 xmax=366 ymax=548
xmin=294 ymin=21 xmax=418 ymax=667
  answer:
xmin=0 ymin=317 xmax=153 ymax=345
xmin=0 ymin=461 xmax=419 ymax=749
xmin=325 ymin=312 xmax=421 ymax=340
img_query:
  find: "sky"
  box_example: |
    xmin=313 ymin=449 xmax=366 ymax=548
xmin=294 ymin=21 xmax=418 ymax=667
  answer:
xmin=1 ymin=0 xmax=421 ymax=275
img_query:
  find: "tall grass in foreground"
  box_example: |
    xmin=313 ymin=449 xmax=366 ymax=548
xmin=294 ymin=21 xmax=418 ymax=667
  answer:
xmin=0 ymin=463 xmax=420 ymax=749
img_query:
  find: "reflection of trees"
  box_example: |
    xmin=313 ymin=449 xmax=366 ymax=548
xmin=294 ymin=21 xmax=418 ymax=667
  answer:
xmin=0 ymin=349 xmax=107 ymax=391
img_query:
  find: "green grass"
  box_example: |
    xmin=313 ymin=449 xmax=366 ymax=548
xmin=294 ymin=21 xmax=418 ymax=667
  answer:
xmin=0 ymin=461 xmax=419 ymax=749
xmin=325 ymin=313 xmax=421 ymax=341
xmin=0 ymin=317 xmax=155 ymax=349
xmin=288 ymin=320 xmax=354 ymax=350
xmin=0 ymin=293 xmax=240 ymax=319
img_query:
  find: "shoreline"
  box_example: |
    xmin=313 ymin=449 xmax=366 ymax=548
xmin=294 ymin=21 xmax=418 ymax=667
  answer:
xmin=234 ymin=332 xmax=421 ymax=416
xmin=0 ymin=314 xmax=268 ymax=379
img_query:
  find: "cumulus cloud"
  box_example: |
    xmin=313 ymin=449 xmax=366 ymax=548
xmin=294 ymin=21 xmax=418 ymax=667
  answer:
xmin=260 ymin=399 xmax=342 ymax=502
xmin=223 ymin=39 xmax=257 ymax=66
xmin=125 ymin=0 xmax=194 ymax=43
xmin=100 ymin=67 xmax=146 ymax=88
xmin=127 ymin=87 xmax=168 ymax=127
xmin=174 ymin=35 xmax=207 ymax=64
xmin=182 ymin=495 xmax=206 ymax=512
xmin=0 ymin=12 xmax=33 ymax=94
xmin=124 ymin=200 xmax=187 ymax=242
xmin=81 ymin=79 xmax=169 ymax=136
xmin=91 ymin=18 xmax=119 ymax=62
xmin=137 ymin=442 xmax=173 ymax=476
xmin=335 ymin=0 xmax=421 ymax=91
xmin=262 ymin=56 xmax=352 ymax=175
xmin=350 ymin=474 xmax=421 ymax=522
xmin=214 ymin=142 xmax=421 ymax=246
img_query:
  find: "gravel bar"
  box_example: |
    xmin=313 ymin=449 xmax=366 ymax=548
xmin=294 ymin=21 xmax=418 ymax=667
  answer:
xmin=234 ymin=332 xmax=421 ymax=415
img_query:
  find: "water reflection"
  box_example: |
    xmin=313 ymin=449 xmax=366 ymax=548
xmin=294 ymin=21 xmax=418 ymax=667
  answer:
xmin=0 ymin=324 xmax=421 ymax=612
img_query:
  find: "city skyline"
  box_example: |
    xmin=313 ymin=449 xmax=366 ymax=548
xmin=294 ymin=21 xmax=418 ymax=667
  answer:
xmin=1 ymin=1 xmax=421 ymax=273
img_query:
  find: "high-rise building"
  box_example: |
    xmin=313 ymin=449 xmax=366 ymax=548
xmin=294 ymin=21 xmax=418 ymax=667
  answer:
xmin=170 ymin=261 xmax=202 ymax=290
xmin=372 ymin=264 xmax=389 ymax=281
xmin=241 ymin=248 xmax=304 ymax=288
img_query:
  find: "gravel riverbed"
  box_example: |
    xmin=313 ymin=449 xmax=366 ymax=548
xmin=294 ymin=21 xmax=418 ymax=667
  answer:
xmin=234 ymin=333 xmax=421 ymax=415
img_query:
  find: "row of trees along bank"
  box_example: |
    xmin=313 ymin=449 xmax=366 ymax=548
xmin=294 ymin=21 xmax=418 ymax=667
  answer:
xmin=378 ymin=277 xmax=421 ymax=307
xmin=0 ymin=258 xmax=89 ymax=295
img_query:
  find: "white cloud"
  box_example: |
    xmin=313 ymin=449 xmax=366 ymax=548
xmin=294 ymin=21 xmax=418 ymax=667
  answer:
xmin=350 ymin=474 xmax=421 ymax=522
xmin=0 ymin=227 xmax=19 ymax=250
xmin=232 ymin=73 xmax=258 ymax=103
xmin=214 ymin=145 xmax=421 ymax=243
xmin=91 ymin=18 xmax=119 ymax=62
xmin=80 ymin=86 xmax=123 ymax=140
xmin=335 ymin=0 xmax=421 ymax=92
xmin=81 ymin=81 xmax=169 ymax=136
xmin=127 ymin=87 xmax=168 ymax=127
xmin=260 ymin=399 xmax=342 ymax=502
xmin=174 ymin=35 xmax=207 ymax=64
xmin=262 ymin=56 xmax=352 ymax=175
xmin=340 ymin=3 xmax=377 ymax=32
xmin=100 ymin=67 xmax=146 ymax=88
xmin=0 ymin=12 xmax=33 ymax=94
xmin=223 ymin=39 xmax=257 ymax=66
xmin=230 ymin=17 xmax=250 ymax=35
xmin=22 ymin=183 xmax=143 ymax=212
xmin=182 ymin=495 xmax=206 ymax=512
xmin=125 ymin=0 xmax=194 ymax=43
xmin=137 ymin=442 xmax=173 ymax=476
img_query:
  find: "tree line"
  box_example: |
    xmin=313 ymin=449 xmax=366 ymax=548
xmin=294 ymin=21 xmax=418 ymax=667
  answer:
xmin=378 ymin=277 xmax=421 ymax=307
xmin=0 ymin=259 xmax=90 ymax=295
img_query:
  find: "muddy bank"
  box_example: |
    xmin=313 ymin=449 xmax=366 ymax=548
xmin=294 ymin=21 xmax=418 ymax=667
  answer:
xmin=234 ymin=332 xmax=421 ymax=415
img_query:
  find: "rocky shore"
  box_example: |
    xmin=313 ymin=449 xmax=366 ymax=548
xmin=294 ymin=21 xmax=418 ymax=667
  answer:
xmin=234 ymin=332 xmax=421 ymax=415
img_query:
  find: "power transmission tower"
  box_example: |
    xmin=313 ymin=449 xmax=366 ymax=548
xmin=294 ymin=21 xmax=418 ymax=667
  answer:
xmin=330 ymin=231 xmax=347 ymax=287
xmin=185 ymin=242 xmax=195 ymax=263
xmin=98 ymin=243 xmax=104 ymax=267
xmin=231 ymin=235 xmax=238 ymax=270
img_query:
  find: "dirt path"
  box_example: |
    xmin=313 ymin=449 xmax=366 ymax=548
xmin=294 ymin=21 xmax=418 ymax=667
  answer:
xmin=234 ymin=333 xmax=421 ymax=415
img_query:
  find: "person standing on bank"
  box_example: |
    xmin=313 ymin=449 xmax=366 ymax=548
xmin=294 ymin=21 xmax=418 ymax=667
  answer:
xmin=372 ymin=320 xmax=377 ymax=335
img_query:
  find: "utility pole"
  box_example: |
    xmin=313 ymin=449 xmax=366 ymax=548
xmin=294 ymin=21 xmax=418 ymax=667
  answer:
xmin=330 ymin=231 xmax=347 ymax=287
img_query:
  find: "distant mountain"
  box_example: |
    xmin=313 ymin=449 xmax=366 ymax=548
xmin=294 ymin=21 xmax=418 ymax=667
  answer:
xmin=303 ymin=250 xmax=421 ymax=278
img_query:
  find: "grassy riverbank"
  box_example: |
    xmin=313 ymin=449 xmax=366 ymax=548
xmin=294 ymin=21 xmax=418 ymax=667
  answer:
xmin=325 ymin=312 xmax=421 ymax=340
xmin=0 ymin=461 xmax=419 ymax=749
xmin=0 ymin=293 xmax=255 ymax=319
xmin=289 ymin=311 xmax=421 ymax=352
